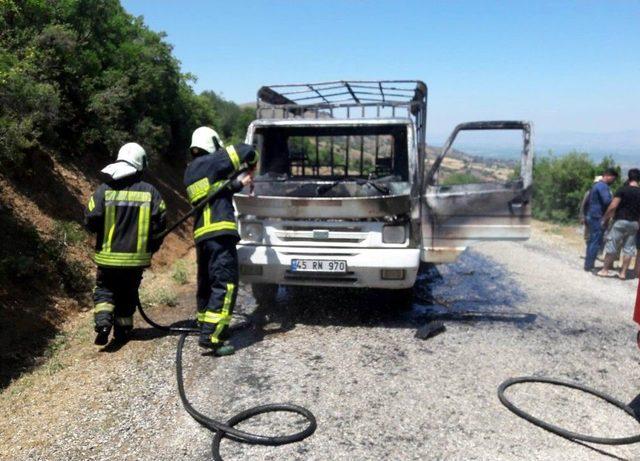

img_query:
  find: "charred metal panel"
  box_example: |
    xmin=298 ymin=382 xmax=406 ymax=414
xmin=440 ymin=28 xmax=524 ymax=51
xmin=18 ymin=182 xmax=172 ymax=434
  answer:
xmin=243 ymin=118 xmax=421 ymax=223
xmin=255 ymin=81 xmax=427 ymax=171
xmin=248 ymin=180 xmax=410 ymax=199
xmin=235 ymin=193 xmax=411 ymax=219
xmin=427 ymin=219 xmax=531 ymax=243
xmin=421 ymin=121 xmax=534 ymax=262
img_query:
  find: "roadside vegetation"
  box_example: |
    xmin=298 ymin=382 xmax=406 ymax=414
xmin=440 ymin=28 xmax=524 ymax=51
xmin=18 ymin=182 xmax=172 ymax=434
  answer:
xmin=526 ymin=152 xmax=621 ymax=223
xmin=0 ymin=0 xmax=254 ymax=169
xmin=171 ymin=259 xmax=190 ymax=285
xmin=441 ymin=171 xmax=484 ymax=186
xmin=139 ymin=259 xmax=194 ymax=308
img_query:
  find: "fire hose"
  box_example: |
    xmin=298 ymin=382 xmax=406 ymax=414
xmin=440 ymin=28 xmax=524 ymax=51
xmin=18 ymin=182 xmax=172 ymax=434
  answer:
xmin=497 ymin=376 xmax=640 ymax=445
xmin=499 ymin=282 xmax=640 ymax=445
xmin=139 ymin=165 xmax=317 ymax=460
xmin=137 ymin=303 xmax=316 ymax=461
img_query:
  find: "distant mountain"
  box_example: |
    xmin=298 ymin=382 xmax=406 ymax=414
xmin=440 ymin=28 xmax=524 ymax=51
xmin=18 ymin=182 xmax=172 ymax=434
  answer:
xmin=535 ymin=130 xmax=639 ymax=169
xmin=536 ymin=130 xmax=640 ymax=152
xmin=428 ymin=129 xmax=640 ymax=169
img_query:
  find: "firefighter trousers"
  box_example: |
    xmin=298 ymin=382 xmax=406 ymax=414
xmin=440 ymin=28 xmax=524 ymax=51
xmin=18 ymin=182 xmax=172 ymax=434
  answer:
xmin=93 ymin=267 xmax=143 ymax=333
xmin=196 ymin=236 xmax=239 ymax=345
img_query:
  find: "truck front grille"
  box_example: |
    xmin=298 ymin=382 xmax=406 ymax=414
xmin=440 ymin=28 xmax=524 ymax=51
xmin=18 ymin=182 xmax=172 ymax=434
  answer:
xmin=274 ymin=227 xmax=366 ymax=244
xmin=284 ymin=271 xmax=358 ymax=284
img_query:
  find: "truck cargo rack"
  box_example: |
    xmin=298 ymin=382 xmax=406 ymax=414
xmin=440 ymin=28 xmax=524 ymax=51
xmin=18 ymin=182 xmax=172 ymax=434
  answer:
xmin=256 ymin=81 xmax=427 ymax=176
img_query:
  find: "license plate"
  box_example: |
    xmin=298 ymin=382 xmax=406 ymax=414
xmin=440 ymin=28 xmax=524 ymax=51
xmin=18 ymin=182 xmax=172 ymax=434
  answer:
xmin=290 ymin=259 xmax=347 ymax=273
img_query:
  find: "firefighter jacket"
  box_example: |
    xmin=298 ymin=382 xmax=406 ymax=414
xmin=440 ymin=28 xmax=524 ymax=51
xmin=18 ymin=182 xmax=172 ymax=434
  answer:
xmin=183 ymin=143 xmax=259 ymax=244
xmin=84 ymin=174 xmax=167 ymax=268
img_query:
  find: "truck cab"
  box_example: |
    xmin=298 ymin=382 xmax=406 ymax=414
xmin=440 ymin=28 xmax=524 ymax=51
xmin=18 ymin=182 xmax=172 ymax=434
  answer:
xmin=234 ymin=81 xmax=533 ymax=304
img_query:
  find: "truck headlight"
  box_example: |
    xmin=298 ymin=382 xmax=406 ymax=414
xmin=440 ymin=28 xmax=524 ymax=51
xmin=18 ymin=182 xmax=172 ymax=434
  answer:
xmin=240 ymin=222 xmax=264 ymax=243
xmin=382 ymin=225 xmax=406 ymax=243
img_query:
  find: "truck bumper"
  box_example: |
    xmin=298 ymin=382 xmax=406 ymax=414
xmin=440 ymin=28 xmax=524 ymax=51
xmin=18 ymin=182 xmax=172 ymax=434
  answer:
xmin=238 ymin=245 xmax=420 ymax=289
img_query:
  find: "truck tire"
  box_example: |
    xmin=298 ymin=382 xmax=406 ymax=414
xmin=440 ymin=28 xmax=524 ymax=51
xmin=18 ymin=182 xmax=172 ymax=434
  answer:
xmin=251 ymin=283 xmax=279 ymax=306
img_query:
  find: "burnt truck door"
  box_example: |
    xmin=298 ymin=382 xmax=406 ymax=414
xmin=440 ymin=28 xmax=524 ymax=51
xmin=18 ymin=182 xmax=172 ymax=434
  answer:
xmin=420 ymin=121 xmax=533 ymax=262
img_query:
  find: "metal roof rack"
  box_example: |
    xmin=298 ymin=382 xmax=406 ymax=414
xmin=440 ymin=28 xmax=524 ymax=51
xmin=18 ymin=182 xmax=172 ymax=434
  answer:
xmin=256 ymin=80 xmax=428 ymax=152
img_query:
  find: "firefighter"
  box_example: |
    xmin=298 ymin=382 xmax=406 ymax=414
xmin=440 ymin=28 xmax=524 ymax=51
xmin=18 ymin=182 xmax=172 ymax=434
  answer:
xmin=184 ymin=127 xmax=258 ymax=355
xmin=85 ymin=143 xmax=167 ymax=346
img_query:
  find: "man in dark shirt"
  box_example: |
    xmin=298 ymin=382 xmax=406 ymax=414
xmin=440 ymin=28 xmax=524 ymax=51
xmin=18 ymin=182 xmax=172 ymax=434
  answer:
xmin=598 ymin=169 xmax=640 ymax=279
xmin=584 ymin=168 xmax=618 ymax=271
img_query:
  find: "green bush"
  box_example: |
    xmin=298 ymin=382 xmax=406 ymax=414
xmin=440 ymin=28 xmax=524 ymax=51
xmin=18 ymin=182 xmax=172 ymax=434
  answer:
xmin=441 ymin=171 xmax=484 ymax=186
xmin=171 ymin=259 xmax=189 ymax=285
xmin=140 ymin=286 xmax=178 ymax=307
xmin=54 ymin=220 xmax=87 ymax=246
xmin=198 ymin=91 xmax=255 ymax=146
xmin=526 ymin=152 xmax=621 ymax=223
xmin=0 ymin=64 xmax=60 ymax=165
xmin=59 ymin=259 xmax=91 ymax=294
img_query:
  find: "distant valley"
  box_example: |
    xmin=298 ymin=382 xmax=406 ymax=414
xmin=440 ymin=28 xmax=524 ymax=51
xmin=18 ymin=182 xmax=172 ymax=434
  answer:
xmin=428 ymin=129 xmax=640 ymax=170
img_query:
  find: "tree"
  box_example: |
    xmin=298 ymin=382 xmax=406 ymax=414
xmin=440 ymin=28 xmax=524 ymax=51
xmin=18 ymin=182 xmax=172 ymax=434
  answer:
xmin=198 ymin=91 xmax=255 ymax=145
xmin=0 ymin=0 xmax=255 ymax=168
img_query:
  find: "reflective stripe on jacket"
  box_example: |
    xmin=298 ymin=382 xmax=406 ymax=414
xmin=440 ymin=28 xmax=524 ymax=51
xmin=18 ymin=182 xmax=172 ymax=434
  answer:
xmin=85 ymin=176 xmax=167 ymax=268
xmin=183 ymin=143 xmax=258 ymax=244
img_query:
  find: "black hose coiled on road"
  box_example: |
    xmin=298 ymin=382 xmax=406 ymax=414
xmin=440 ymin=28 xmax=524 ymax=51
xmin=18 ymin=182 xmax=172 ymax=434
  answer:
xmin=137 ymin=302 xmax=317 ymax=460
xmin=176 ymin=333 xmax=317 ymax=461
xmin=498 ymin=376 xmax=640 ymax=445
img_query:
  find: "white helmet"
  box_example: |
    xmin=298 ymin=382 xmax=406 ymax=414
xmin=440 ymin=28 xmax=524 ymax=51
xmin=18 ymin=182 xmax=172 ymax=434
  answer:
xmin=101 ymin=142 xmax=147 ymax=180
xmin=190 ymin=126 xmax=224 ymax=155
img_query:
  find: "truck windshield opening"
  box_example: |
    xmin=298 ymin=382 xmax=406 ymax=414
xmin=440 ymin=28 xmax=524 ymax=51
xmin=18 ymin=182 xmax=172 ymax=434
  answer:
xmin=253 ymin=124 xmax=409 ymax=181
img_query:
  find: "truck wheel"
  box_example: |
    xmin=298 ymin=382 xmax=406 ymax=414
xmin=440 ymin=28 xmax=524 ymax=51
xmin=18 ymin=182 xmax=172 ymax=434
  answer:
xmin=251 ymin=283 xmax=279 ymax=306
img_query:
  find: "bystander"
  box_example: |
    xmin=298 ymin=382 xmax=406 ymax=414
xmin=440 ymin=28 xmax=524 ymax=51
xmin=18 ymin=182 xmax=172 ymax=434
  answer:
xmin=579 ymin=176 xmax=602 ymax=241
xmin=584 ymin=168 xmax=618 ymax=271
xmin=598 ymin=169 xmax=640 ymax=279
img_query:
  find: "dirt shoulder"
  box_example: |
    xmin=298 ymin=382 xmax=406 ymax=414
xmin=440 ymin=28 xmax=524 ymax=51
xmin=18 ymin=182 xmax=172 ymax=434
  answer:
xmin=532 ymin=219 xmax=587 ymax=255
xmin=0 ymin=248 xmax=198 ymax=461
xmin=532 ymin=219 xmax=639 ymax=276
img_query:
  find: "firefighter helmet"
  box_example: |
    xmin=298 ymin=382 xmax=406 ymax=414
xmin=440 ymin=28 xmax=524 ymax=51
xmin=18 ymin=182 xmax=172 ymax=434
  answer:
xmin=190 ymin=126 xmax=224 ymax=155
xmin=101 ymin=142 xmax=147 ymax=180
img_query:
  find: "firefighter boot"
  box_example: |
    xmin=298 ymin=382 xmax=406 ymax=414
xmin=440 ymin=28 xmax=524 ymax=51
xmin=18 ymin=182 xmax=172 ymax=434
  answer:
xmin=113 ymin=325 xmax=132 ymax=343
xmin=214 ymin=343 xmax=235 ymax=356
xmin=201 ymin=342 xmax=235 ymax=356
xmin=94 ymin=326 xmax=110 ymax=346
xmin=198 ymin=333 xmax=235 ymax=356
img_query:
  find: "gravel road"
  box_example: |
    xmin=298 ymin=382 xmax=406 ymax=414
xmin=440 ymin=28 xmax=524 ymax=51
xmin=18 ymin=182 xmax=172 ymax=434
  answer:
xmin=2 ymin=231 xmax=640 ymax=461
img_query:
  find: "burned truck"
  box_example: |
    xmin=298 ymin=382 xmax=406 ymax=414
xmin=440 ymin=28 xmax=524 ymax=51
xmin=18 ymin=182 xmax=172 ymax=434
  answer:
xmin=234 ymin=81 xmax=533 ymax=304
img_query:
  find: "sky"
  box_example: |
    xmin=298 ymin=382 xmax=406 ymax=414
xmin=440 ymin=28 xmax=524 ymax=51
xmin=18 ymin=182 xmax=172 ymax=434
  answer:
xmin=121 ymin=0 xmax=639 ymax=146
